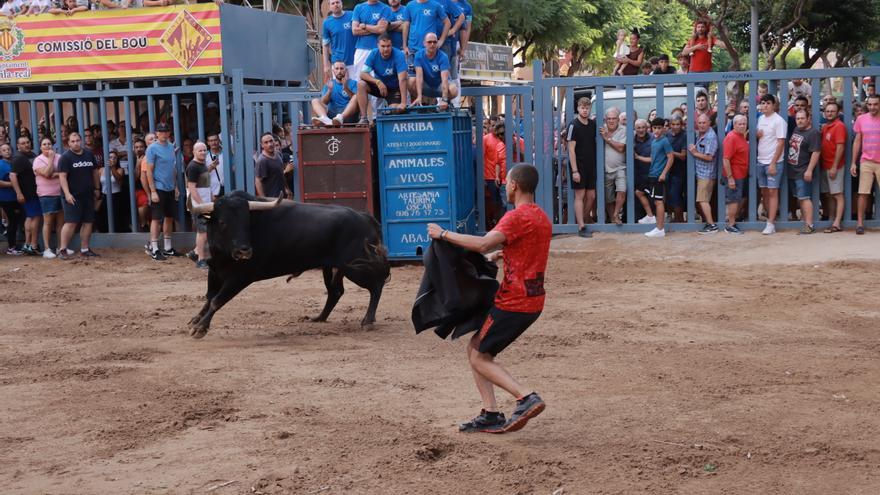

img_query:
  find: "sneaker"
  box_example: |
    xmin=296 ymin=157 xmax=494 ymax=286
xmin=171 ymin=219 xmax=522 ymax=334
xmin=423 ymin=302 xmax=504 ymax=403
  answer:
xmin=150 ymin=249 xmax=167 ymax=261
xmin=80 ymin=249 xmax=100 ymax=257
xmin=144 ymin=243 xmax=152 ymax=255
xmin=310 ymin=116 xmax=322 ymax=126
xmin=761 ymin=223 xmax=776 ymax=235
xmin=195 ymin=259 xmax=209 ymax=270
xmin=186 ymin=250 xmax=199 ymax=263
xmin=57 ymin=250 xmax=72 ymax=261
xmin=331 ymin=114 xmax=344 ymax=126
xmin=42 ymin=248 xmax=56 ymax=259
xmin=318 ymin=115 xmax=333 ymax=127
xmin=644 ymin=227 xmax=665 ymax=238
xmin=458 ymin=409 xmax=506 ymax=433
xmin=638 ymin=215 xmax=657 ymax=225
xmin=577 ymin=226 xmax=592 ymax=238
xmin=797 ymin=224 xmax=815 ymax=235
xmin=162 ymin=248 xmax=183 ymax=257
xmin=357 ymin=118 xmax=369 ymax=126
xmin=6 ymin=247 xmax=22 ymax=256
xmin=698 ymin=223 xmax=719 ymax=235
xmin=22 ymin=244 xmax=39 ymax=256
xmin=496 ymin=392 xmax=546 ymax=433
xmin=725 ymin=225 xmax=744 ymax=235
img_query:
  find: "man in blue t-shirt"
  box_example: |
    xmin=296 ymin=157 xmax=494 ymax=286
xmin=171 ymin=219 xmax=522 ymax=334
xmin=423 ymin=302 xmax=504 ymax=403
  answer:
xmin=402 ymin=0 xmax=450 ymax=67
xmin=357 ymin=34 xmax=409 ymax=121
xmin=321 ymin=0 xmax=356 ymax=82
xmin=144 ymin=122 xmax=181 ymax=260
xmin=351 ymin=0 xmax=390 ymax=75
xmin=387 ymin=0 xmax=406 ymax=50
xmin=645 ymin=118 xmax=674 ymax=238
xmin=311 ymin=60 xmax=360 ymax=126
xmin=438 ymin=0 xmax=465 ymax=80
xmin=409 ymin=32 xmax=458 ymax=110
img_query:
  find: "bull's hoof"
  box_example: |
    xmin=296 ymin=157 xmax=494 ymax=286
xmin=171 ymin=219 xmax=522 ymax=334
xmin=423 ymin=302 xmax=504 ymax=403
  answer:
xmin=361 ymin=322 xmax=376 ymax=331
xmin=190 ymin=323 xmax=209 ymax=339
xmin=188 ymin=315 xmax=202 ymax=327
xmin=310 ymin=316 xmax=328 ymax=323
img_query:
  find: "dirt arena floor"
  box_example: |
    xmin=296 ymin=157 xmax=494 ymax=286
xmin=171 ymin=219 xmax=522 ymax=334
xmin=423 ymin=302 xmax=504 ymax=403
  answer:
xmin=1 ymin=232 xmax=879 ymax=494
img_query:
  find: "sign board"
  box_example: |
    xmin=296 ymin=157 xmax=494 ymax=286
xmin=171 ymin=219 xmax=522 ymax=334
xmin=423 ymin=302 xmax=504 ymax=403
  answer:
xmin=461 ymin=42 xmax=512 ymax=73
xmin=0 ymin=4 xmax=222 ymax=85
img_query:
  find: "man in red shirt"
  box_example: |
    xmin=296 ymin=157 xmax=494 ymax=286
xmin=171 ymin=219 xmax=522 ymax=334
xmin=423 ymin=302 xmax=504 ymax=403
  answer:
xmin=722 ymin=114 xmax=749 ymax=234
xmin=820 ymin=100 xmax=847 ymax=232
xmin=482 ymin=122 xmax=506 ymax=228
xmin=427 ymin=163 xmax=551 ymax=434
xmin=680 ymin=21 xmax=717 ymax=73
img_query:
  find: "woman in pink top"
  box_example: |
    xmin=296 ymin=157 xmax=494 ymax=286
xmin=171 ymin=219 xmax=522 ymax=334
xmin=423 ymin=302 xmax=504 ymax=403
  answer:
xmin=33 ymin=138 xmax=62 ymax=258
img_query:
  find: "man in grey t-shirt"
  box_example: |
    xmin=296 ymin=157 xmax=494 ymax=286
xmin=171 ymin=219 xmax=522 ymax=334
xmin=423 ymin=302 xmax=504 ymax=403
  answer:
xmin=599 ymin=107 xmax=626 ymax=224
xmin=787 ymin=110 xmax=821 ymax=234
xmin=254 ymin=133 xmax=292 ymax=199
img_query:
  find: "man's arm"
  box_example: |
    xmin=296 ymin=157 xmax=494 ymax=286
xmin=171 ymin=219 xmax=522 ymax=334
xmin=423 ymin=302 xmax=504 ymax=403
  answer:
xmin=401 ymin=21 xmax=410 ymax=55
xmin=448 ymin=12 xmax=464 ymax=38
xmin=92 ymin=166 xmax=101 ymax=199
xmin=254 ymin=176 xmax=265 ymax=197
xmin=437 ymin=18 xmax=451 ymax=47
xmin=397 ymin=71 xmax=409 ymax=106
xmin=567 ymin=139 xmax=579 ymax=182
xmin=770 ymin=138 xmax=785 ymax=171
xmin=804 ymin=150 xmax=821 ymax=181
xmin=322 ymin=43 xmax=332 ymax=81
xmin=414 ymin=66 xmax=424 ymax=104
xmin=186 ymin=180 xmax=201 ymax=205
xmin=831 ymin=142 xmax=845 ymax=178
xmin=59 ymin=172 xmax=75 ymax=204
xmin=9 ymin=173 xmax=24 ymax=203
xmin=365 ymin=19 xmax=389 ymax=34
xmin=660 ymin=152 xmax=674 ymax=181
xmin=603 ymin=133 xmax=626 ymax=153
xmin=427 ymin=223 xmax=505 ymax=253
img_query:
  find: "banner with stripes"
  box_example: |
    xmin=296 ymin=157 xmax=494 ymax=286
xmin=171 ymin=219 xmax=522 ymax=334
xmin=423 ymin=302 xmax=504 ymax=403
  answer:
xmin=0 ymin=4 xmax=222 ymax=85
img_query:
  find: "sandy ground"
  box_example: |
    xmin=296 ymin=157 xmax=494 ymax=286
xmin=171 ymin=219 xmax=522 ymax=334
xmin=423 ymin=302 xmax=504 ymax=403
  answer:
xmin=1 ymin=232 xmax=879 ymax=494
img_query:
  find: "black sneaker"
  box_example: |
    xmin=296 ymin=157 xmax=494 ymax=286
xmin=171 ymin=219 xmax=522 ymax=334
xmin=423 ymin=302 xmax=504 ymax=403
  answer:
xmin=80 ymin=249 xmax=100 ymax=257
xmin=186 ymin=250 xmax=198 ymax=263
xmin=195 ymin=259 xmax=209 ymax=270
xmin=162 ymin=248 xmax=183 ymax=257
xmin=698 ymin=223 xmax=719 ymax=235
xmin=57 ymin=250 xmax=72 ymax=261
xmin=577 ymin=226 xmax=592 ymax=238
xmin=497 ymin=392 xmax=545 ymax=433
xmin=458 ymin=409 xmax=506 ymax=433
xmin=725 ymin=225 xmax=744 ymax=235
xmin=150 ymin=249 xmax=167 ymax=261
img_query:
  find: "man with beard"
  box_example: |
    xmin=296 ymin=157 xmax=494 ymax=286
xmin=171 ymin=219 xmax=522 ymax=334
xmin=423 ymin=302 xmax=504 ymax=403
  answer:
xmin=311 ymin=60 xmax=360 ymax=126
xmin=57 ymin=132 xmax=101 ymax=259
xmin=9 ymin=135 xmax=42 ymax=255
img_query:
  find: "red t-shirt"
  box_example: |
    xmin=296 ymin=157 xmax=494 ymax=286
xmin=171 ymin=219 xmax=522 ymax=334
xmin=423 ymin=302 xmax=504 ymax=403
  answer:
xmin=723 ymin=131 xmax=749 ymax=179
xmin=820 ymin=119 xmax=847 ymax=170
xmin=686 ymin=35 xmax=714 ymax=73
xmin=491 ymin=202 xmax=552 ymax=313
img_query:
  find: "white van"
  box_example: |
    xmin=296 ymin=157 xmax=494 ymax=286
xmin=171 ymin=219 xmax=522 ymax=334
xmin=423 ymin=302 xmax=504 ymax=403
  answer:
xmin=591 ymin=85 xmax=708 ymax=120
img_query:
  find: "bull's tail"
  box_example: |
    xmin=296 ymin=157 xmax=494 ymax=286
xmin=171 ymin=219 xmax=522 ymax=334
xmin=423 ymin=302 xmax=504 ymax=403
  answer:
xmin=346 ymin=239 xmax=391 ymax=281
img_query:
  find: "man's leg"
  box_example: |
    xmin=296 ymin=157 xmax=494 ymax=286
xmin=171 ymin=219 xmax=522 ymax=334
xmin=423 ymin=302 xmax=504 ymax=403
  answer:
xmin=573 ymin=188 xmax=586 ymax=228
xmin=584 ymin=189 xmax=596 ymax=224
xmin=635 ymin=190 xmax=653 ymax=218
xmin=800 ymin=198 xmax=814 ymax=227
xmin=726 ymin=201 xmax=738 ymax=225
xmin=467 ymin=336 xmax=499 ymax=412
xmin=196 ymin=231 xmax=208 ymax=260
xmin=857 ymin=194 xmax=868 ymax=227
xmin=80 ymin=222 xmax=93 ymax=250
xmin=150 ymin=218 xmax=161 ymax=251
xmin=613 ymin=191 xmax=625 ymax=223
xmin=447 ymin=83 xmax=459 ymax=100
xmin=655 ymin=200 xmax=666 ymax=230
xmin=59 ymin=222 xmax=77 ymax=252
xmin=832 ymin=192 xmax=844 ymax=228
xmin=341 ymin=97 xmax=360 ymax=121
xmin=310 ymin=98 xmax=328 ymax=120
xmin=356 ymin=81 xmax=370 ymax=120
xmin=163 ymin=215 xmax=175 ymax=251
xmin=467 ymin=334 xmax=529 ymax=400
xmin=698 ymin=201 xmax=714 ymax=225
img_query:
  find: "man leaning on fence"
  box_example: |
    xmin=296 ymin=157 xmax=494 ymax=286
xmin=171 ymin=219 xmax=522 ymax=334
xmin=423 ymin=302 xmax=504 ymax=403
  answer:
xmin=851 ymin=94 xmax=880 ymax=235
xmin=599 ymin=107 xmax=626 ymax=225
xmin=688 ymin=113 xmax=718 ymax=234
xmin=566 ymin=97 xmax=598 ymax=238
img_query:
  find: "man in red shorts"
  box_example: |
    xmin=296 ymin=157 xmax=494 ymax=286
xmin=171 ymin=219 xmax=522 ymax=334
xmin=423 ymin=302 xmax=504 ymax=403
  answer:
xmin=427 ymin=163 xmax=552 ymax=434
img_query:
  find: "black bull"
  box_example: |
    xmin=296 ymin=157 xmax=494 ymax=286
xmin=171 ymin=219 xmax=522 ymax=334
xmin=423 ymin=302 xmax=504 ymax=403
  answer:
xmin=187 ymin=191 xmax=391 ymax=339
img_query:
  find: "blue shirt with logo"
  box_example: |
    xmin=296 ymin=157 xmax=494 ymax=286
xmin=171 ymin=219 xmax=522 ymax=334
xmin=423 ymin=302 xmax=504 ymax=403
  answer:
xmin=322 ymin=11 xmax=356 ymax=65
xmin=649 ymin=135 xmax=673 ymax=178
xmin=363 ymin=47 xmax=408 ymax=88
xmin=404 ymin=0 xmax=447 ymax=51
xmin=352 ymin=1 xmax=391 ymax=51
xmin=440 ymin=0 xmax=464 ymax=47
xmin=388 ymin=6 xmax=407 ymax=50
xmin=145 ymin=141 xmax=178 ymax=192
xmin=414 ymin=49 xmax=449 ymax=88
xmin=322 ymin=79 xmax=358 ymax=112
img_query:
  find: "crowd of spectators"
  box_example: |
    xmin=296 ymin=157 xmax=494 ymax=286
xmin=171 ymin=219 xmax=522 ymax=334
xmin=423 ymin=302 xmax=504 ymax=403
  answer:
xmin=549 ymin=86 xmax=879 ymax=238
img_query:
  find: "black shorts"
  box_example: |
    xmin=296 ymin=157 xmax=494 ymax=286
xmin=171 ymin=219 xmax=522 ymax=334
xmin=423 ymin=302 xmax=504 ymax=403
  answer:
xmin=476 ymin=307 xmax=541 ymax=356
xmin=571 ymin=162 xmax=597 ymax=190
xmin=644 ymin=177 xmax=665 ymax=202
xmin=150 ymin=189 xmax=177 ymax=219
xmin=366 ymin=82 xmax=402 ymax=104
xmin=61 ymin=192 xmax=96 ymax=224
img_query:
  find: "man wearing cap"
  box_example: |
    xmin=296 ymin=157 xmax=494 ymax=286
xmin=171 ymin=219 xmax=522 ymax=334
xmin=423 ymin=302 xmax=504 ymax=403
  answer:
xmin=144 ymin=122 xmax=180 ymax=261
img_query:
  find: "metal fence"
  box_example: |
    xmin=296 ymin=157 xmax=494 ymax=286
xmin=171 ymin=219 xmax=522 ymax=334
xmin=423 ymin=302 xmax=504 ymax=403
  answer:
xmin=529 ymin=62 xmax=880 ymax=233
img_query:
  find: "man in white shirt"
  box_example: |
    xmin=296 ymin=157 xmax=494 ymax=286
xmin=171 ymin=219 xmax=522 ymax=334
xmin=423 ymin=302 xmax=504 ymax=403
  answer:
xmin=755 ymin=94 xmax=787 ymax=235
xmin=206 ymin=134 xmax=224 ymax=199
xmin=108 ymin=121 xmax=130 ymax=172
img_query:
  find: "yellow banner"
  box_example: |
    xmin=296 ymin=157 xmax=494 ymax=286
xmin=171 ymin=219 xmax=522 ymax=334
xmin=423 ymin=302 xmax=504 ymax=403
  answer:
xmin=0 ymin=4 xmax=222 ymax=84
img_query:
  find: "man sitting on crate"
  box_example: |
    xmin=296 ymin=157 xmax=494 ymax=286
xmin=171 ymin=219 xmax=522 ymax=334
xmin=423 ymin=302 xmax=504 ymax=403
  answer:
xmin=408 ymin=32 xmax=458 ymax=111
xmin=311 ymin=60 xmax=361 ymax=127
xmin=357 ymin=34 xmax=409 ymax=123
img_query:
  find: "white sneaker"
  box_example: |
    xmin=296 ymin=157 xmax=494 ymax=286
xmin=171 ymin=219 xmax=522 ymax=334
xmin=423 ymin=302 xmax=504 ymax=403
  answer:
xmin=318 ymin=115 xmax=333 ymax=127
xmin=644 ymin=227 xmax=665 ymax=238
xmin=638 ymin=215 xmax=657 ymax=225
xmin=42 ymin=249 xmax=56 ymax=259
xmin=331 ymin=114 xmax=344 ymax=126
xmin=761 ymin=223 xmax=776 ymax=235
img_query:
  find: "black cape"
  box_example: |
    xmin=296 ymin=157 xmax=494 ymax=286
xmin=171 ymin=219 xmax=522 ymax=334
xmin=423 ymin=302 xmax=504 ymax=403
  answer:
xmin=412 ymin=240 xmax=499 ymax=340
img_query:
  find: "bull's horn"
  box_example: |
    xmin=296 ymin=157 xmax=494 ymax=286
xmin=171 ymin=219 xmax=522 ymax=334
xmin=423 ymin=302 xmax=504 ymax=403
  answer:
xmin=248 ymin=194 xmax=283 ymax=211
xmin=191 ymin=202 xmax=214 ymax=214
